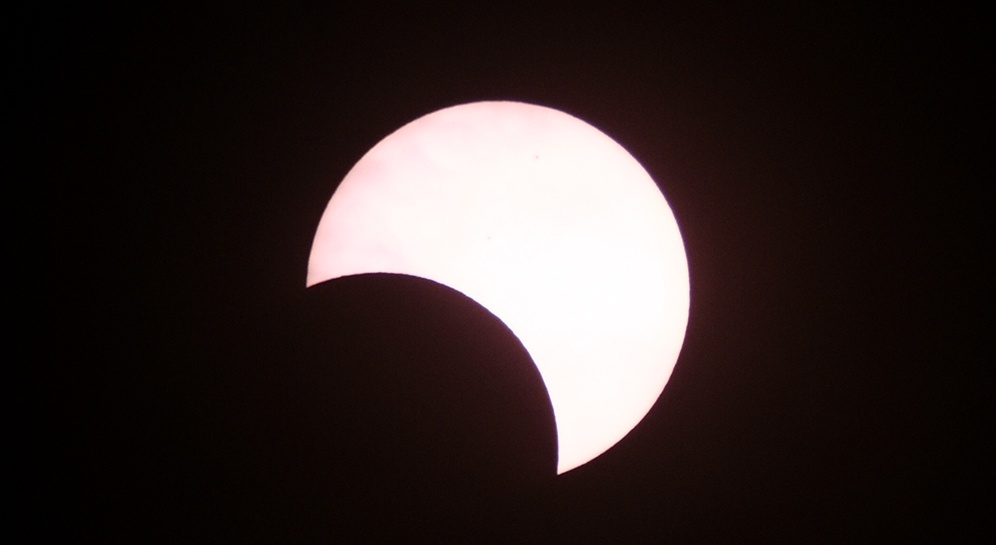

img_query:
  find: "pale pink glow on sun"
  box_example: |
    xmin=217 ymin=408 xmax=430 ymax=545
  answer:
xmin=308 ymin=101 xmax=689 ymax=474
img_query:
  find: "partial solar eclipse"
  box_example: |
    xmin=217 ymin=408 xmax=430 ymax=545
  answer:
xmin=308 ymin=101 xmax=689 ymax=473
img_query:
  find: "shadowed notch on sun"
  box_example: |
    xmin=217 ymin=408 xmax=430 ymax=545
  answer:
xmin=298 ymin=273 xmax=557 ymax=482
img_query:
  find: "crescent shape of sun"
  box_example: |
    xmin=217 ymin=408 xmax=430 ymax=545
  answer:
xmin=307 ymin=101 xmax=689 ymax=474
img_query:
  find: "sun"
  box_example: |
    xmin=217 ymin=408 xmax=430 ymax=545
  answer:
xmin=308 ymin=101 xmax=689 ymax=473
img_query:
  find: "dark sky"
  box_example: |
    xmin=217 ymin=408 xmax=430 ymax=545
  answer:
xmin=35 ymin=3 xmax=984 ymax=543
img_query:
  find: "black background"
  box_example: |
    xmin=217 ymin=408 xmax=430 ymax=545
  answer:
xmin=30 ymin=2 xmax=985 ymax=542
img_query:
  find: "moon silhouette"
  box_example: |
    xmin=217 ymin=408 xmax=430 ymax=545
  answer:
xmin=307 ymin=101 xmax=689 ymax=473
